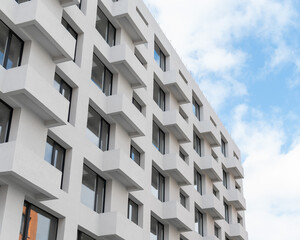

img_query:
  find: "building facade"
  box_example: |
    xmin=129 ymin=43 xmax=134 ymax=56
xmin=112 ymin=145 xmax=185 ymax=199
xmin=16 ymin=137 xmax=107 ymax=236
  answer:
xmin=0 ymin=0 xmax=248 ymax=239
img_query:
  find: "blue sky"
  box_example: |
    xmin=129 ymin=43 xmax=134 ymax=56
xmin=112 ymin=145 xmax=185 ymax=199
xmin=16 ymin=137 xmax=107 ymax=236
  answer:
xmin=143 ymin=0 xmax=300 ymax=239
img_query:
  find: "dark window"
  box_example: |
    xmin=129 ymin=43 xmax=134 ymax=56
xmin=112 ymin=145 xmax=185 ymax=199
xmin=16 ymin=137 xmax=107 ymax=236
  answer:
xmin=15 ymin=0 xmax=30 ymax=3
xmin=128 ymin=199 xmax=138 ymax=225
xmin=180 ymin=192 xmax=186 ymax=208
xmin=152 ymin=122 xmax=165 ymax=154
xmin=192 ymin=97 xmax=201 ymax=121
xmin=213 ymin=188 xmax=218 ymax=197
xmin=193 ymin=132 xmax=201 ymax=156
xmin=154 ymin=43 xmax=166 ymax=71
xmin=62 ymin=18 xmax=78 ymax=61
xmin=195 ymin=208 xmax=203 ymax=236
xmin=132 ymin=97 xmax=142 ymax=112
xmin=221 ymin=139 xmax=227 ymax=157
xmin=87 ymin=106 xmax=110 ymax=151
xmin=19 ymin=202 xmax=58 ymax=240
xmin=214 ymin=224 xmax=219 ymax=238
xmin=44 ymin=137 xmax=65 ymax=172
xmin=150 ymin=216 xmax=164 ymax=240
xmin=54 ymin=73 xmax=72 ymax=121
xmin=179 ymin=150 xmax=185 ymax=161
xmin=130 ymin=145 xmax=140 ymax=166
xmin=81 ymin=165 xmax=106 ymax=213
xmin=153 ymin=81 xmax=165 ymax=111
xmin=151 ymin=167 xmax=165 ymax=202
xmin=0 ymin=20 xmax=23 ymax=69
xmin=237 ymin=216 xmax=242 ymax=224
xmin=77 ymin=0 xmax=82 ymax=9
xmin=223 ymin=170 xmax=228 ymax=189
xmin=77 ymin=231 xmax=95 ymax=240
xmin=224 ymin=202 xmax=229 ymax=223
xmin=0 ymin=100 xmax=12 ymax=143
xmin=194 ymin=169 xmax=202 ymax=195
xmin=91 ymin=54 xmax=112 ymax=96
xmin=96 ymin=8 xmax=116 ymax=46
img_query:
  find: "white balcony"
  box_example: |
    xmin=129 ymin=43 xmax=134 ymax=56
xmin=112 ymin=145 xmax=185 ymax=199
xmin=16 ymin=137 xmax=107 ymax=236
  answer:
xmin=226 ymin=189 xmax=246 ymax=211
xmin=195 ymin=155 xmax=222 ymax=182
xmin=201 ymin=194 xmax=224 ymax=220
xmin=59 ymin=0 xmax=79 ymax=7
xmin=223 ymin=156 xmax=244 ymax=179
xmin=106 ymin=94 xmax=146 ymax=137
xmin=195 ymin=119 xmax=221 ymax=147
xmin=229 ymin=223 xmax=248 ymax=240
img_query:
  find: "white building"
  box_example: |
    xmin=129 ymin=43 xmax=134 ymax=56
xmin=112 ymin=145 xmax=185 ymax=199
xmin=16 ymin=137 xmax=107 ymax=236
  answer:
xmin=0 ymin=0 xmax=248 ymax=239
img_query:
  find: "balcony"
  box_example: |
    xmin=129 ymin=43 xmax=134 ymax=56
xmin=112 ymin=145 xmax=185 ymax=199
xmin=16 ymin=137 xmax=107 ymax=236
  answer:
xmin=226 ymin=189 xmax=246 ymax=211
xmin=15 ymin=0 xmax=76 ymax=63
xmin=201 ymin=194 xmax=224 ymax=220
xmin=223 ymin=156 xmax=244 ymax=179
xmin=59 ymin=0 xmax=79 ymax=7
xmin=195 ymin=119 xmax=220 ymax=147
xmin=101 ymin=149 xmax=145 ymax=191
xmin=0 ymin=65 xmax=69 ymax=127
xmin=111 ymin=0 xmax=148 ymax=44
xmin=204 ymin=236 xmax=220 ymax=240
xmin=195 ymin=155 xmax=222 ymax=182
xmin=110 ymin=44 xmax=147 ymax=89
xmin=163 ymin=70 xmax=191 ymax=104
xmin=229 ymin=223 xmax=248 ymax=240
xmin=163 ymin=153 xmax=192 ymax=186
xmin=106 ymin=94 xmax=146 ymax=137
xmin=162 ymin=201 xmax=193 ymax=232
xmin=0 ymin=141 xmax=61 ymax=200
xmin=163 ymin=109 xmax=191 ymax=143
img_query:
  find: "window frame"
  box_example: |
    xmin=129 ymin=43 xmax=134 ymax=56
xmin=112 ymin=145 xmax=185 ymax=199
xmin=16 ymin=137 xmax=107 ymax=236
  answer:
xmin=0 ymin=99 xmax=13 ymax=143
xmin=154 ymin=42 xmax=166 ymax=71
xmin=193 ymin=132 xmax=201 ymax=156
xmin=132 ymin=97 xmax=142 ymax=112
xmin=223 ymin=169 xmax=228 ymax=189
xmin=96 ymin=7 xmax=116 ymax=47
xmin=192 ymin=97 xmax=201 ymax=121
xmin=150 ymin=216 xmax=164 ymax=240
xmin=77 ymin=230 xmax=96 ymax=240
xmin=153 ymin=80 xmax=166 ymax=111
xmin=194 ymin=168 xmax=202 ymax=195
xmin=152 ymin=122 xmax=165 ymax=154
xmin=221 ymin=139 xmax=227 ymax=157
xmin=224 ymin=201 xmax=229 ymax=223
xmin=180 ymin=192 xmax=186 ymax=208
xmin=130 ymin=145 xmax=141 ymax=166
xmin=127 ymin=199 xmax=139 ymax=225
xmin=151 ymin=167 xmax=165 ymax=202
xmin=195 ymin=208 xmax=204 ymax=236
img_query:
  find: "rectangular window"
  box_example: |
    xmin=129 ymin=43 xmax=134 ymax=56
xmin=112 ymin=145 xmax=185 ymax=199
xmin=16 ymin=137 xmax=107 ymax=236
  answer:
xmin=86 ymin=106 xmax=110 ymax=151
xmin=15 ymin=0 xmax=30 ymax=3
xmin=81 ymin=165 xmax=106 ymax=213
xmin=224 ymin=201 xmax=229 ymax=223
xmin=152 ymin=122 xmax=165 ymax=154
xmin=132 ymin=97 xmax=142 ymax=112
xmin=192 ymin=97 xmax=201 ymax=121
xmin=180 ymin=192 xmax=186 ymax=208
xmin=221 ymin=139 xmax=227 ymax=157
xmin=62 ymin=18 xmax=78 ymax=60
xmin=130 ymin=145 xmax=140 ymax=166
xmin=193 ymin=132 xmax=201 ymax=156
xmin=77 ymin=231 xmax=95 ymax=240
xmin=0 ymin=99 xmax=12 ymax=143
xmin=54 ymin=73 xmax=72 ymax=121
xmin=0 ymin=20 xmax=23 ymax=69
xmin=96 ymin=8 xmax=116 ymax=46
xmin=179 ymin=150 xmax=186 ymax=161
xmin=128 ymin=199 xmax=138 ymax=225
xmin=19 ymin=202 xmax=58 ymax=240
xmin=150 ymin=216 xmax=164 ymax=240
xmin=195 ymin=208 xmax=203 ymax=236
xmin=44 ymin=137 xmax=65 ymax=172
xmin=151 ymin=167 xmax=165 ymax=202
xmin=154 ymin=42 xmax=166 ymax=71
xmin=77 ymin=0 xmax=82 ymax=9
xmin=153 ymin=81 xmax=165 ymax=111
xmin=91 ymin=54 xmax=113 ymax=96
xmin=194 ymin=169 xmax=202 ymax=195
xmin=214 ymin=224 xmax=220 ymax=238
xmin=223 ymin=170 xmax=228 ymax=189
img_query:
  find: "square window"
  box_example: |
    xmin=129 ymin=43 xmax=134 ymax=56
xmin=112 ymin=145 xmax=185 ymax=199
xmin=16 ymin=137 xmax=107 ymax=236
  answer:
xmin=130 ymin=145 xmax=141 ymax=166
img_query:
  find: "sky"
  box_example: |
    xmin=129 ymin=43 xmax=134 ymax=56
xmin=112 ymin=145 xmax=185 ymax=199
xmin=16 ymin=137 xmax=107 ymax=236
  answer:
xmin=143 ymin=0 xmax=300 ymax=239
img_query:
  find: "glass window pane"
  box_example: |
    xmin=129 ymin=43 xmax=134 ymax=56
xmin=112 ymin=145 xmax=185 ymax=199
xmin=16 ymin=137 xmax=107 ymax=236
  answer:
xmin=53 ymin=144 xmax=65 ymax=171
xmin=130 ymin=146 xmax=140 ymax=165
xmin=104 ymin=69 xmax=112 ymax=96
xmin=132 ymin=98 xmax=142 ymax=112
xmin=78 ymin=231 xmax=95 ymax=240
xmin=96 ymin=8 xmax=108 ymax=41
xmin=158 ymin=223 xmax=164 ymax=240
xmin=107 ymin=23 xmax=116 ymax=47
xmin=81 ymin=166 xmax=97 ymax=210
xmin=61 ymin=81 xmax=72 ymax=101
xmin=6 ymin=34 xmax=23 ymax=69
xmin=128 ymin=200 xmax=138 ymax=224
xmin=153 ymin=81 xmax=159 ymax=107
xmin=87 ymin=106 xmax=101 ymax=147
xmin=0 ymin=100 xmax=12 ymax=143
xmin=0 ymin=21 xmax=9 ymax=67
xmin=95 ymin=176 xmax=105 ymax=213
xmin=154 ymin=43 xmax=160 ymax=66
xmin=151 ymin=167 xmax=158 ymax=198
xmin=150 ymin=216 xmax=157 ymax=239
xmin=91 ymin=55 xmax=105 ymax=91
xmin=53 ymin=74 xmax=62 ymax=92
xmin=160 ymin=53 xmax=166 ymax=71
xmin=152 ymin=122 xmax=159 ymax=150
xmin=159 ymin=174 xmax=165 ymax=201
xmin=44 ymin=137 xmax=54 ymax=165
xmin=100 ymin=119 xmax=110 ymax=151
xmin=159 ymin=130 xmax=165 ymax=154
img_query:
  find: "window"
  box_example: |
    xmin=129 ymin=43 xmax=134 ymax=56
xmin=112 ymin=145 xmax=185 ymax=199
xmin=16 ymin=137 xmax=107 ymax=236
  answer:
xmin=223 ymin=170 xmax=228 ymax=189
xmin=192 ymin=97 xmax=201 ymax=121
xmin=19 ymin=202 xmax=58 ymax=240
xmin=153 ymin=81 xmax=165 ymax=111
xmin=62 ymin=18 xmax=78 ymax=60
xmin=81 ymin=165 xmax=106 ymax=213
xmin=96 ymin=8 xmax=116 ymax=46
xmin=86 ymin=106 xmax=110 ymax=151
xmin=128 ymin=199 xmax=138 ymax=225
xmin=44 ymin=137 xmax=65 ymax=172
xmin=91 ymin=54 xmax=113 ymax=96
xmin=130 ymin=145 xmax=140 ymax=166
xmin=195 ymin=208 xmax=203 ymax=236
xmin=132 ymin=97 xmax=142 ymax=112
xmin=77 ymin=0 xmax=82 ymax=9
xmin=179 ymin=150 xmax=186 ymax=161
xmin=0 ymin=20 xmax=23 ymax=69
xmin=15 ymin=0 xmax=30 ymax=3
xmin=54 ymin=73 xmax=72 ymax=121
xmin=150 ymin=216 xmax=164 ymax=240
xmin=193 ymin=132 xmax=201 ymax=156
xmin=224 ymin=201 xmax=229 ymax=223
xmin=77 ymin=231 xmax=95 ymax=240
xmin=237 ymin=215 xmax=243 ymax=225
xmin=152 ymin=122 xmax=165 ymax=154
xmin=154 ymin=42 xmax=166 ymax=71
xmin=214 ymin=224 xmax=220 ymax=238
xmin=180 ymin=192 xmax=186 ymax=208
xmin=221 ymin=139 xmax=227 ymax=157
xmin=194 ymin=169 xmax=202 ymax=195
xmin=151 ymin=167 xmax=165 ymax=202
xmin=0 ymin=100 xmax=12 ymax=143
